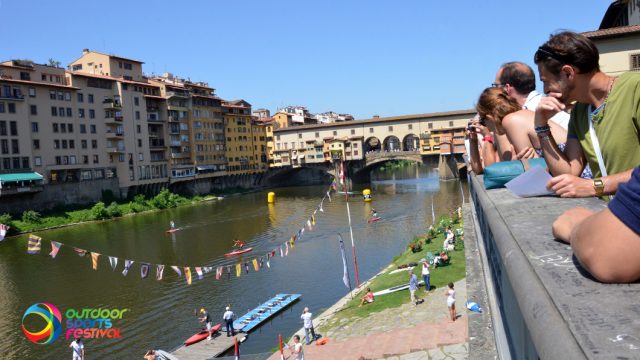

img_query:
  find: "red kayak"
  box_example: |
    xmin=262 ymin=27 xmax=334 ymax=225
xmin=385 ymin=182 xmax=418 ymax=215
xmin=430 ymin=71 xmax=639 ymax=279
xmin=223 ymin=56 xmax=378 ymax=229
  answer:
xmin=184 ymin=323 xmax=221 ymax=346
xmin=166 ymin=228 xmax=180 ymax=233
xmin=368 ymin=217 xmax=381 ymax=223
xmin=224 ymin=247 xmax=253 ymax=257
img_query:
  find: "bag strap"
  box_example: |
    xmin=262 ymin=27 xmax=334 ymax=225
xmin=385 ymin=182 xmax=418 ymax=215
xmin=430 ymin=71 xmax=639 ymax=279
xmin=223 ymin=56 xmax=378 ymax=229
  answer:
xmin=587 ymin=105 xmax=608 ymax=177
xmin=521 ymin=159 xmax=530 ymax=171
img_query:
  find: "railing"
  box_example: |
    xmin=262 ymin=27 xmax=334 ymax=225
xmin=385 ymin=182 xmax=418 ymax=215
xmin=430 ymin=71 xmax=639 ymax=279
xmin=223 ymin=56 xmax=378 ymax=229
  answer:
xmin=467 ymin=174 xmax=639 ymax=359
xmin=0 ymin=93 xmax=25 ymax=101
xmin=149 ymin=139 xmax=165 ymax=147
xmin=364 ymin=150 xmax=421 ymax=161
xmin=166 ymin=91 xmax=189 ymax=98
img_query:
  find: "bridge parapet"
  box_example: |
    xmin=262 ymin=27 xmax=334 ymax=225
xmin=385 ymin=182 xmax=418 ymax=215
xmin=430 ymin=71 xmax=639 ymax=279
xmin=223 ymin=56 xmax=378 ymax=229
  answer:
xmin=467 ymin=174 xmax=640 ymax=359
xmin=364 ymin=150 xmax=422 ymax=166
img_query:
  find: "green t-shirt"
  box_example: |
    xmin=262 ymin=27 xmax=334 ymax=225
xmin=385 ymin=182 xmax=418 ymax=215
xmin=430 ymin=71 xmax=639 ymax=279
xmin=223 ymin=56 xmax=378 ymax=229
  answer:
xmin=568 ymin=72 xmax=640 ymax=177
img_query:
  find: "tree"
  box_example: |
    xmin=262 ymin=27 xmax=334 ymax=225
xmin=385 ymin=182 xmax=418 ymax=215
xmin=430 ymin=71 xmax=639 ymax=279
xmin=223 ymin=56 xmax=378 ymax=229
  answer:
xmin=48 ymin=58 xmax=61 ymax=68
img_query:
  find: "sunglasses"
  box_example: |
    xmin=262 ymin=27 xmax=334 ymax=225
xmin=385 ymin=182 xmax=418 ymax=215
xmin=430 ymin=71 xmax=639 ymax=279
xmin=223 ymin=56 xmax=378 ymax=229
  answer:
xmin=534 ymin=46 xmax=571 ymax=64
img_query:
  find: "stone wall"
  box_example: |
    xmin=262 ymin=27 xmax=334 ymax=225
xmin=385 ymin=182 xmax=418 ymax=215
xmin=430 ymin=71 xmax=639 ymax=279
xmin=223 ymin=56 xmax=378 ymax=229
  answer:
xmin=0 ymin=178 xmax=121 ymax=214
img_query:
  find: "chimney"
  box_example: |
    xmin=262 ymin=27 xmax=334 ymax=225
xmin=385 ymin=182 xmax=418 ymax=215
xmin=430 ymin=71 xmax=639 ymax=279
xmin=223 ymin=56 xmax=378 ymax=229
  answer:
xmin=82 ymin=48 xmax=90 ymax=55
xmin=373 ymin=115 xmax=380 ymax=120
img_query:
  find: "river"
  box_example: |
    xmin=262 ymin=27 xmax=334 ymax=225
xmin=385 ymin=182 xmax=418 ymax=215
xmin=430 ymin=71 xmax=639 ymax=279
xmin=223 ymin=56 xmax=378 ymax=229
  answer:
xmin=0 ymin=164 xmax=466 ymax=359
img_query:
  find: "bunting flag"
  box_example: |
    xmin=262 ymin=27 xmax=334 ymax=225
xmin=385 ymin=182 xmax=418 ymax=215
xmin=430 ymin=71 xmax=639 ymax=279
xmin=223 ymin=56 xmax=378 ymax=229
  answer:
xmin=216 ymin=266 xmax=223 ymax=280
xmin=203 ymin=267 xmax=213 ymax=274
xmin=184 ymin=267 xmax=192 ymax=285
xmin=156 ymin=265 xmax=165 ymax=280
xmin=171 ymin=266 xmax=182 ymax=277
xmin=279 ymin=245 xmax=284 ymax=257
xmin=306 ymin=219 xmax=312 ymax=230
xmin=252 ymin=259 xmax=259 ymax=272
xmin=91 ymin=252 xmax=100 ymax=270
xmin=122 ymin=260 xmax=134 ymax=276
xmin=244 ymin=262 xmax=250 ymax=274
xmin=227 ymin=265 xmax=232 ymax=280
xmin=74 ymin=248 xmax=87 ymax=257
xmin=289 ymin=237 xmax=295 ymax=249
xmin=27 ymin=235 xmax=42 ymax=254
xmin=49 ymin=241 xmax=62 ymax=258
xmin=141 ymin=263 xmax=150 ymax=279
xmin=235 ymin=264 xmax=241 ymax=277
xmin=0 ymin=224 xmax=9 ymax=241
xmin=327 ymin=191 xmax=331 ymax=202
xmin=259 ymin=256 xmax=264 ymax=269
xmin=195 ymin=267 xmax=203 ymax=280
xmin=319 ymin=204 xmax=324 ymax=213
xmin=311 ymin=215 xmax=316 ymax=225
xmin=285 ymin=242 xmax=289 ymax=256
xmin=266 ymin=253 xmax=271 ymax=268
xmin=109 ymin=256 xmax=118 ymax=271
xmin=271 ymin=250 xmax=276 ymax=257
xmin=300 ymin=227 xmax=305 ymax=236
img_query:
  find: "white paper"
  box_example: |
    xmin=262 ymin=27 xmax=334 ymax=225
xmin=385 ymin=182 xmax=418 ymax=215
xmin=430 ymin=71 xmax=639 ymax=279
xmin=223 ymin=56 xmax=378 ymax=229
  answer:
xmin=505 ymin=166 xmax=554 ymax=197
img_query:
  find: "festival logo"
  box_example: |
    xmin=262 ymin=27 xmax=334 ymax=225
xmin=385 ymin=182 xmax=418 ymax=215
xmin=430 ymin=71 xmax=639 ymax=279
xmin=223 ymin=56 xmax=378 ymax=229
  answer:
xmin=21 ymin=303 xmax=63 ymax=345
xmin=21 ymin=303 xmax=128 ymax=344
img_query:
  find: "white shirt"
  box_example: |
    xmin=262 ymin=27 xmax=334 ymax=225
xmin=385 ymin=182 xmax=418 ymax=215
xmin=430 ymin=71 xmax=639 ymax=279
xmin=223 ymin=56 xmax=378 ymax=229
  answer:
xmin=223 ymin=310 xmax=234 ymax=320
xmin=523 ymin=90 xmax=570 ymax=130
xmin=71 ymin=340 xmax=84 ymax=359
xmin=422 ymin=262 xmax=430 ymax=276
xmin=301 ymin=312 xmax=313 ymax=329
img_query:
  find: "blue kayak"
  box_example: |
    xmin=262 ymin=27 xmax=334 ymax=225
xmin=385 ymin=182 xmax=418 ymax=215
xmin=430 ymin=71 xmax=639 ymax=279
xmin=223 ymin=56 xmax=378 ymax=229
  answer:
xmin=233 ymin=294 xmax=301 ymax=333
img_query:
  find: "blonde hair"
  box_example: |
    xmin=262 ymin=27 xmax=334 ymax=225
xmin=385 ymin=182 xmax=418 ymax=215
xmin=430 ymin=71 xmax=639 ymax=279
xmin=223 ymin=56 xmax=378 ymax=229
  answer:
xmin=476 ymin=87 xmax=521 ymax=134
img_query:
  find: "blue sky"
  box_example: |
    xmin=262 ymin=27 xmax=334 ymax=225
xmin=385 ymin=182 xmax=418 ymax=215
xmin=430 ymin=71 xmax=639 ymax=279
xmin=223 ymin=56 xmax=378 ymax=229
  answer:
xmin=1 ymin=0 xmax=610 ymax=119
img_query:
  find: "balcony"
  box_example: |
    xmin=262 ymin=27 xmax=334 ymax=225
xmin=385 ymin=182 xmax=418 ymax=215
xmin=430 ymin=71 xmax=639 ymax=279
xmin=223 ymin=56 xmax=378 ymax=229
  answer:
xmin=0 ymin=93 xmax=25 ymax=101
xmin=168 ymin=116 xmax=179 ymax=122
xmin=149 ymin=139 xmax=165 ymax=148
xmin=106 ymin=130 xmax=124 ymax=139
xmin=168 ymin=127 xmax=180 ymax=135
xmin=169 ymin=140 xmax=182 ymax=147
xmin=150 ymin=157 xmax=167 ymax=162
xmin=147 ymin=112 xmax=163 ymax=122
xmin=106 ymin=145 xmax=125 ymax=153
xmin=105 ymin=115 xmax=123 ymax=125
xmin=166 ymin=91 xmax=189 ymax=98
xmin=170 ymin=152 xmax=191 ymax=159
xmin=102 ymin=99 xmax=122 ymax=109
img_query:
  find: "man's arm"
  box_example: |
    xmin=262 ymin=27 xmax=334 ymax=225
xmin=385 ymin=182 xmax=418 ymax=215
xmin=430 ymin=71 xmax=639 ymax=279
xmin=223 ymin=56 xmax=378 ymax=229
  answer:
xmin=554 ymin=207 xmax=640 ymax=283
xmin=548 ymin=168 xmax=633 ymax=197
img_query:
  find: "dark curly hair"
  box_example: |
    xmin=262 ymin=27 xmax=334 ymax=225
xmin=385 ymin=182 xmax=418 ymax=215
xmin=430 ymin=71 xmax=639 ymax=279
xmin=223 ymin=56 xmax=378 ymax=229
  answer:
xmin=534 ymin=31 xmax=600 ymax=75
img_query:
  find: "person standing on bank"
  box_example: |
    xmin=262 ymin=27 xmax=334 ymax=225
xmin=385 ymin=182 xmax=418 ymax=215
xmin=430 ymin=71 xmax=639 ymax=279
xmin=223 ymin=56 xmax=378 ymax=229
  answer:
xmin=223 ymin=306 xmax=235 ymax=337
xmin=70 ymin=337 xmax=85 ymax=360
xmin=446 ymin=282 xmax=456 ymax=322
xmin=409 ymin=271 xmax=420 ymax=305
xmin=301 ymin=307 xmax=318 ymax=345
xmin=290 ymin=334 xmax=304 ymax=360
xmin=421 ymin=258 xmax=431 ymax=292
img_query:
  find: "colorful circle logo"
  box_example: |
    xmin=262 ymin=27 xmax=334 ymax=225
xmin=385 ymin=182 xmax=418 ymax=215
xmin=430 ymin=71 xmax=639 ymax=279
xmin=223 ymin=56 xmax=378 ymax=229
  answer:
xmin=21 ymin=303 xmax=62 ymax=345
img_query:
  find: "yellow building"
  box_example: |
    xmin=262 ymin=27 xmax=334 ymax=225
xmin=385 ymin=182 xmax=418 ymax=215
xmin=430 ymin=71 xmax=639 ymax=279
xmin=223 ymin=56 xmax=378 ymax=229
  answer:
xmin=223 ymin=100 xmax=256 ymax=174
xmin=187 ymin=83 xmax=227 ymax=177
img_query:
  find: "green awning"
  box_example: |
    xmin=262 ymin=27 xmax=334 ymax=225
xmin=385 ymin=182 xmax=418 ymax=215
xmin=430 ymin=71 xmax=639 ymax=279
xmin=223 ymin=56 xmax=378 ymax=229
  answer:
xmin=0 ymin=172 xmax=43 ymax=183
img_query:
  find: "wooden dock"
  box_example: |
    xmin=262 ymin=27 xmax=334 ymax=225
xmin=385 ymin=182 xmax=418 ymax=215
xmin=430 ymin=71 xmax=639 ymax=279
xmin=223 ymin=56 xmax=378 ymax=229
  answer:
xmin=170 ymin=332 xmax=247 ymax=360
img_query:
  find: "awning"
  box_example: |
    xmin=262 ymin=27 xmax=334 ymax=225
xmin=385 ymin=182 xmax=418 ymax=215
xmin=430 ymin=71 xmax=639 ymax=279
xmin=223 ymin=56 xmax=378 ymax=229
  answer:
xmin=0 ymin=172 xmax=43 ymax=183
xmin=196 ymin=165 xmax=216 ymax=171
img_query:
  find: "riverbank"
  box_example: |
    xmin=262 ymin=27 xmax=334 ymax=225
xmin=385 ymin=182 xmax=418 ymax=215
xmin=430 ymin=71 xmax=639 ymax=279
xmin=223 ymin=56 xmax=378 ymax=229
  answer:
xmin=270 ymin=214 xmax=468 ymax=359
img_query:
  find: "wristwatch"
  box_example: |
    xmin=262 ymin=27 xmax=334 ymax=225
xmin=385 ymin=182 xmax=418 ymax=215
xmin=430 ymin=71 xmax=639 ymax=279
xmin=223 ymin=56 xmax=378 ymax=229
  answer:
xmin=593 ymin=178 xmax=605 ymax=196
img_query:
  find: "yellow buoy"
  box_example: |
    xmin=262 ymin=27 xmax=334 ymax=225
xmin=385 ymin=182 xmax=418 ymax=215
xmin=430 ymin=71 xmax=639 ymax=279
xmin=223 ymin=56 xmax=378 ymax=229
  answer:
xmin=267 ymin=192 xmax=276 ymax=203
xmin=363 ymin=189 xmax=372 ymax=202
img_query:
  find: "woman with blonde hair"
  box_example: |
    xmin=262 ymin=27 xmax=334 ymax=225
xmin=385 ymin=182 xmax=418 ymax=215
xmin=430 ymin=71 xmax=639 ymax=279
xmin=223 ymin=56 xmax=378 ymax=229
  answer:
xmin=476 ymin=87 xmax=567 ymax=158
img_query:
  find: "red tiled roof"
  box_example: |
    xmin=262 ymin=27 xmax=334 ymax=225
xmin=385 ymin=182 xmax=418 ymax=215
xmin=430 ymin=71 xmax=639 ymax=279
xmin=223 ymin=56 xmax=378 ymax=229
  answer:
xmin=582 ymin=24 xmax=640 ymax=39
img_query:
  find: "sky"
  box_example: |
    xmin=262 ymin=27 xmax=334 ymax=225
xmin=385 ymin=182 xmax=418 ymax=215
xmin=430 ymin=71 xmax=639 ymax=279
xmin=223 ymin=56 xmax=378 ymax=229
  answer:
xmin=0 ymin=0 xmax=611 ymax=119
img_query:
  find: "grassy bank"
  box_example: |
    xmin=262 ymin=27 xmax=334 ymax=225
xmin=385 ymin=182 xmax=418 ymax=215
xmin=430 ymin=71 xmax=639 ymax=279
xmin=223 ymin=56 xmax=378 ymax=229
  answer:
xmin=318 ymin=213 xmax=465 ymax=331
xmin=0 ymin=189 xmax=226 ymax=235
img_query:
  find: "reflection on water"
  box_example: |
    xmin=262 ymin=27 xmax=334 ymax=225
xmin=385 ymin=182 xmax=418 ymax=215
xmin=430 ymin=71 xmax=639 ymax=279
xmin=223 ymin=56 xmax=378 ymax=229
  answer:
xmin=0 ymin=164 xmax=467 ymax=359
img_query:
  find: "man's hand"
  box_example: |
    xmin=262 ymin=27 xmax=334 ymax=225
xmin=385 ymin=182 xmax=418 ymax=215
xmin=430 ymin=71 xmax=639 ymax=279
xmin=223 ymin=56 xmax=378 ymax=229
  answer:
xmin=535 ymin=92 xmax=566 ymax=127
xmin=514 ymin=147 xmax=536 ymax=160
xmin=551 ymin=207 xmax=595 ymax=244
xmin=547 ymin=174 xmax=596 ymax=198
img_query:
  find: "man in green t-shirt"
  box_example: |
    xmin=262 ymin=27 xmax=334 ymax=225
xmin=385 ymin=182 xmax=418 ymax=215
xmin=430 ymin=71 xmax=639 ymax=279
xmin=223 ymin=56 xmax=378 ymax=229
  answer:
xmin=532 ymin=31 xmax=640 ymax=198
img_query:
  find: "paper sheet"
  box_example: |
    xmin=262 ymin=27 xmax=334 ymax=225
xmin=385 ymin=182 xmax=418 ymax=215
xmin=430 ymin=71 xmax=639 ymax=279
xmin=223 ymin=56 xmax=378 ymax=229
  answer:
xmin=505 ymin=166 xmax=554 ymax=197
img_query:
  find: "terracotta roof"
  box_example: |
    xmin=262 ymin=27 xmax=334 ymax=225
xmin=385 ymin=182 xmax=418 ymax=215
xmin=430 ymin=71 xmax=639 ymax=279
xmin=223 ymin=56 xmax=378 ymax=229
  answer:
xmin=274 ymin=109 xmax=476 ymax=133
xmin=67 ymin=71 xmax=159 ymax=88
xmin=582 ymin=24 xmax=640 ymax=39
xmin=0 ymin=77 xmax=79 ymax=90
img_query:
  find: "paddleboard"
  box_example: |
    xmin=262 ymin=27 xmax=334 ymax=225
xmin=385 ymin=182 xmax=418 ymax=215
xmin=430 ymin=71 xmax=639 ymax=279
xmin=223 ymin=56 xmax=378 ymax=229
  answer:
xmin=184 ymin=323 xmax=221 ymax=346
xmin=224 ymin=247 xmax=253 ymax=257
xmin=373 ymin=280 xmax=424 ymax=296
xmin=367 ymin=217 xmax=381 ymax=223
xmin=166 ymin=228 xmax=180 ymax=233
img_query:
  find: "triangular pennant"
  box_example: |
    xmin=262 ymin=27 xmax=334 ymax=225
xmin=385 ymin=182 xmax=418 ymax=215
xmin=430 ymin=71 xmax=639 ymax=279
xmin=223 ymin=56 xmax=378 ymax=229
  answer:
xmin=285 ymin=241 xmax=289 ymax=256
xmin=259 ymin=256 xmax=264 ymax=269
xmin=203 ymin=267 xmax=212 ymax=274
xmin=216 ymin=266 xmax=223 ymax=280
xmin=312 ymin=214 xmax=316 ymax=225
xmin=27 ymin=235 xmax=42 ymax=254
xmin=122 ymin=260 xmax=134 ymax=276
xmin=195 ymin=267 xmax=203 ymax=280
xmin=279 ymin=245 xmax=284 ymax=257
xmin=49 ymin=241 xmax=62 ymax=258
xmin=244 ymin=262 xmax=250 ymax=274
xmin=252 ymin=259 xmax=259 ymax=272
xmin=171 ymin=266 xmax=182 ymax=277
xmin=91 ymin=252 xmax=100 ymax=270
xmin=156 ymin=265 xmax=165 ymax=280
xmin=109 ymin=256 xmax=118 ymax=271
xmin=140 ymin=263 xmax=150 ymax=279
xmin=327 ymin=191 xmax=331 ymax=202
xmin=235 ymin=263 xmax=241 ymax=277
xmin=290 ymin=237 xmax=295 ymax=249
xmin=74 ymin=247 xmax=87 ymax=257
xmin=184 ymin=267 xmax=192 ymax=285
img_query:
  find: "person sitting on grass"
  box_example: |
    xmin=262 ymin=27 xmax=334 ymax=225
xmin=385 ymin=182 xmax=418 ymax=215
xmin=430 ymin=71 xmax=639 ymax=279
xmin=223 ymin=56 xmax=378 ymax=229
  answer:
xmin=359 ymin=287 xmax=375 ymax=307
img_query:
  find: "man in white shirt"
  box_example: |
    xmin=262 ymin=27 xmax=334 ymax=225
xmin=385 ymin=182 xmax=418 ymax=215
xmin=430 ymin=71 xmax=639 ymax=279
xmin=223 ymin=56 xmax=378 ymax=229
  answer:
xmin=69 ymin=337 xmax=84 ymax=360
xmin=495 ymin=61 xmax=570 ymax=129
xmin=223 ymin=306 xmax=235 ymax=337
xmin=300 ymin=307 xmax=318 ymax=345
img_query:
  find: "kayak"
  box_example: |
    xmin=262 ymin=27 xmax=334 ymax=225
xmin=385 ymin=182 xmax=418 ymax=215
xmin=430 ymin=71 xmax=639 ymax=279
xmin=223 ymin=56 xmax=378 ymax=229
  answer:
xmin=368 ymin=217 xmax=381 ymax=223
xmin=166 ymin=228 xmax=180 ymax=233
xmin=184 ymin=323 xmax=221 ymax=346
xmin=373 ymin=280 xmax=424 ymax=296
xmin=224 ymin=247 xmax=253 ymax=257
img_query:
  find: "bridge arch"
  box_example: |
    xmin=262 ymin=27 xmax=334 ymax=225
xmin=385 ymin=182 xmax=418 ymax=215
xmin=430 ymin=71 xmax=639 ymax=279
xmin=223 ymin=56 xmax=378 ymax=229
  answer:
xmin=402 ymin=133 xmax=419 ymax=151
xmin=364 ymin=137 xmax=381 ymax=153
xmin=383 ymin=135 xmax=401 ymax=151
